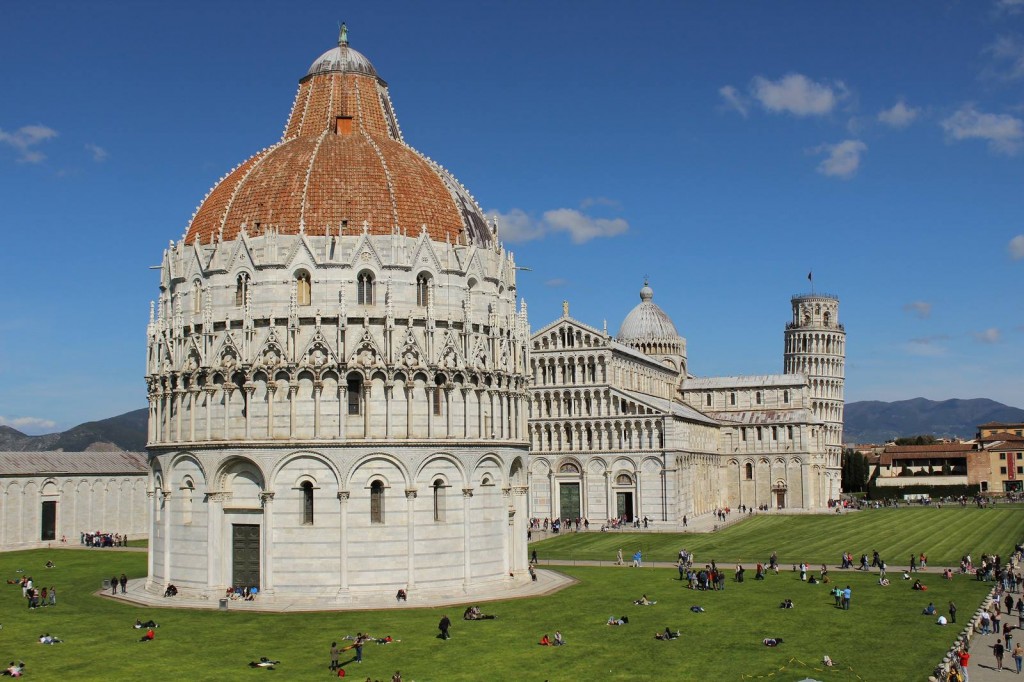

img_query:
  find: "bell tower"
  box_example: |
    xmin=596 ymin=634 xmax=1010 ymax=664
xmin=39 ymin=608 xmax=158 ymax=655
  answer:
xmin=784 ymin=293 xmax=845 ymax=466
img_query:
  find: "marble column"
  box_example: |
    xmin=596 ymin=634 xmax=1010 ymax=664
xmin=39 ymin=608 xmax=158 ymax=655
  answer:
xmin=244 ymin=384 xmax=255 ymax=439
xmin=337 ymin=491 xmax=349 ymax=593
xmin=206 ymin=491 xmax=226 ymax=591
xmin=161 ymin=489 xmax=172 ymax=587
xmin=405 ymin=489 xmax=417 ymax=588
xmin=146 ymin=490 xmax=156 ymax=589
xmin=313 ymin=380 xmax=323 ymax=439
xmin=259 ymin=492 xmax=275 ymax=594
xmin=462 ymin=487 xmax=473 ymax=586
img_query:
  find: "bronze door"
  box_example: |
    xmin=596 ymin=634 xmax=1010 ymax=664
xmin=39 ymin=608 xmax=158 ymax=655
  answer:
xmin=232 ymin=524 xmax=260 ymax=588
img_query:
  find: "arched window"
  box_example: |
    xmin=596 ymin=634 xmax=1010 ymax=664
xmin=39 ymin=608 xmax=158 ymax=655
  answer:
xmin=235 ymin=273 xmax=250 ymax=306
xmin=347 ymin=376 xmax=362 ymax=415
xmin=616 ymin=473 xmax=632 ymax=486
xmin=433 ymin=379 xmax=444 ymax=416
xmin=783 ymin=390 xmax=790 ymax=404
xmin=729 ymin=392 xmax=736 ymax=406
xmin=706 ymin=393 xmax=712 ymax=407
xmin=823 ymin=311 xmax=831 ymax=327
xmin=357 ymin=271 xmax=375 ymax=306
xmin=295 ymin=270 xmax=311 ymax=307
xmin=745 ymin=462 xmax=753 ymax=480
xmin=416 ymin=273 xmax=431 ymax=307
xmin=370 ymin=480 xmax=384 ymax=524
xmin=192 ymin=281 xmax=202 ymax=314
xmin=755 ymin=391 xmax=762 ymax=405
xmin=301 ymin=481 xmax=314 ymax=525
xmin=433 ymin=479 xmax=445 ymax=522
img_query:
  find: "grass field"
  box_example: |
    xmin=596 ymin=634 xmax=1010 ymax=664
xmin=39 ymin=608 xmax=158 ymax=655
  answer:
xmin=531 ymin=507 xmax=1024 ymax=568
xmin=0 ymin=510 xmax=1007 ymax=681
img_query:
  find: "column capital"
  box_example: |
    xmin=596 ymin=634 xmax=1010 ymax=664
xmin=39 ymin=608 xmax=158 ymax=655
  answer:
xmin=205 ymin=491 xmax=230 ymax=502
xmin=160 ymin=489 xmax=172 ymax=500
xmin=337 ymin=490 xmax=350 ymax=501
xmin=259 ymin=491 xmax=275 ymax=506
xmin=462 ymin=487 xmax=474 ymax=498
xmin=502 ymin=487 xmax=513 ymax=498
xmin=512 ymin=486 xmax=529 ymax=496
xmin=405 ymin=489 xmax=418 ymax=500
xmin=146 ymin=490 xmax=155 ymax=499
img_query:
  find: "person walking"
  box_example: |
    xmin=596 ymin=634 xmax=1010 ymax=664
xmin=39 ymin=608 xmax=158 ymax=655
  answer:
xmin=1005 ymin=621 xmax=1015 ymax=651
xmin=438 ymin=614 xmax=451 ymax=640
xmin=995 ymin=640 xmax=1006 ymax=673
xmin=616 ymin=548 xmax=623 ymax=566
xmin=632 ymin=550 xmax=642 ymax=568
xmin=957 ymin=648 xmax=970 ymax=682
xmin=1011 ymin=641 xmax=1023 ymax=674
xmin=531 ymin=550 xmax=538 ymax=565
xmin=119 ymin=573 xmax=128 ymax=594
xmin=842 ymin=585 xmax=852 ymax=610
xmin=949 ymin=601 xmax=957 ymax=624
xmin=110 ymin=574 xmax=118 ymax=595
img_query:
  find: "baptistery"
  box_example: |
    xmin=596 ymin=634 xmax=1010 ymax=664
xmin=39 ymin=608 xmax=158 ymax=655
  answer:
xmin=144 ymin=27 xmax=531 ymax=601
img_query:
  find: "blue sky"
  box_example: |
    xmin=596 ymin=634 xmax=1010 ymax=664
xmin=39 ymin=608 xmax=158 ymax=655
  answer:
xmin=1 ymin=1 xmax=1022 ymax=434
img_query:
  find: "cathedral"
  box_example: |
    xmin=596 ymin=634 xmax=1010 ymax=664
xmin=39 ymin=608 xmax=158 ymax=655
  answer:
xmin=526 ymin=286 xmax=844 ymax=526
xmin=144 ymin=28 xmax=844 ymax=602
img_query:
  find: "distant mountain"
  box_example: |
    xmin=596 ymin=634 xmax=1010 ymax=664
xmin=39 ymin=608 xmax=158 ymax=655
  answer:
xmin=844 ymin=398 xmax=1024 ymax=444
xmin=0 ymin=409 xmax=148 ymax=452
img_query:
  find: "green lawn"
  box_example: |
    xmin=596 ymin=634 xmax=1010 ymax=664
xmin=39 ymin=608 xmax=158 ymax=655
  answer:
xmin=531 ymin=507 xmax=1024 ymax=567
xmin=0 ymin=511 xmax=1004 ymax=681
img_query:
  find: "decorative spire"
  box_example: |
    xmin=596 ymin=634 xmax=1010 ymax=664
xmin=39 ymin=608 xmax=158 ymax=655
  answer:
xmin=338 ymin=22 xmax=349 ymax=47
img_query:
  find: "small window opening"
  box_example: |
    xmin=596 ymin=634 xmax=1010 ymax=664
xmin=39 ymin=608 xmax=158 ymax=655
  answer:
xmin=370 ymin=480 xmax=384 ymax=524
xmin=336 ymin=116 xmax=353 ymax=136
xmin=301 ymin=481 xmax=314 ymax=525
xmin=433 ymin=479 xmax=445 ymax=522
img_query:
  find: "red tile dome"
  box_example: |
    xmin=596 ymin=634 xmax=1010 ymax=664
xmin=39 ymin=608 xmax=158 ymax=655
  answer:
xmin=185 ymin=28 xmax=490 ymax=246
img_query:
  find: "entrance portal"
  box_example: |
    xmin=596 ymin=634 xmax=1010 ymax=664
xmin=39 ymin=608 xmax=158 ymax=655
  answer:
xmin=558 ymin=482 xmax=580 ymax=520
xmin=615 ymin=491 xmax=634 ymax=521
xmin=232 ymin=524 xmax=260 ymax=588
xmin=40 ymin=500 xmax=56 ymax=541
xmin=775 ymin=490 xmax=786 ymax=509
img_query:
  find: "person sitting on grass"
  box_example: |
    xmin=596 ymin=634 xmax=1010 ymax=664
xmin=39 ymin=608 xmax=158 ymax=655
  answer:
xmin=922 ymin=602 xmax=936 ymax=615
xmin=139 ymin=628 xmax=155 ymax=642
xmin=779 ymin=599 xmax=794 ymax=609
xmin=133 ymin=619 xmax=158 ymax=629
xmin=606 ymin=615 xmax=629 ymax=626
xmin=248 ymin=657 xmax=281 ymax=669
xmin=396 ymin=588 xmax=407 ymax=602
xmin=690 ymin=605 xmax=705 ymax=613
xmin=654 ymin=627 xmax=680 ymax=640
xmin=633 ymin=594 xmax=656 ymax=605
xmin=807 ymin=575 xmax=819 ymax=585
xmin=539 ymin=634 xmax=552 ymax=646
xmin=912 ymin=579 xmax=927 ymax=591
xmin=943 ymin=568 xmax=954 ymax=580
xmin=823 ymin=655 xmax=834 ymax=667
xmin=763 ymin=637 xmax=784 ymax=647
xmin=553 ymin=631 xmax=565 ymax=646
xmin=902 ymin=571 xmax=911 ymax=580
xmin=879 ymin=577 xmax=891 ymax=587
xmin=45 ymin=561 xmax=54 ymax=569
xmin=163 ymin=584 xmax=177 ymax=597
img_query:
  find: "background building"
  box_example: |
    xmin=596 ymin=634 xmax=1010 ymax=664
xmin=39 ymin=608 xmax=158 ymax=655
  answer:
xmin=0 ymin=452 xmax=148 ymax=550
xmin=526 ymin=283 xmax=843 ymax=526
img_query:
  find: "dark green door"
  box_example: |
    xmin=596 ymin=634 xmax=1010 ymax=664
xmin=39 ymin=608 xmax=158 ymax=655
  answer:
xmin=616 ymin=492 xmax=634 ymax=521
xmin=559 ymin=482 xmax=580 ymax=520
xmin=232 ymin=524 xmax=260 ymax=588
xmin=40 ymin=500 xmax=56 ymax=541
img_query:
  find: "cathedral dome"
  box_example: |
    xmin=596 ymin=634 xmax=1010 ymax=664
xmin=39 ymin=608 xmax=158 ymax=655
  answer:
xmin=617 ymin=281 xmax=680 ymax=341
xmin=184 ymin=27 xmax=490 ymax=247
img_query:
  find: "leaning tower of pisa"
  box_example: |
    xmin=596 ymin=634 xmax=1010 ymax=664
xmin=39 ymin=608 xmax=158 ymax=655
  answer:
xmin=784 ymin=294 xmax=846 ymax=467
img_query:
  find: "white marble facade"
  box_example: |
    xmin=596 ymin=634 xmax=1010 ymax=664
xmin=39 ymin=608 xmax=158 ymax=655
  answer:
xmin=526 ymin=286 xmax=844 ymax=527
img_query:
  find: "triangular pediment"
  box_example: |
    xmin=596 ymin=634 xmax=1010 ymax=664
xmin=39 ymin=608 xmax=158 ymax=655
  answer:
xmin=297 ymin=328 xmax=340 ymax=372
xmin=409 ymin=232 xmax=443 ymax=275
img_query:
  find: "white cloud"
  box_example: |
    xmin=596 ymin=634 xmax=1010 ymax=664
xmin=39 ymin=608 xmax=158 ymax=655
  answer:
xmin=487 ymin=207 xmax=629 ymax=245
xmin=544 ymin=208 xmax=629 ymax=244
xmin=544 ymin=278 xmax=568 ymax=288
xmin=906 ymin=337 xmax=948 ymax=357
xmin=940 ymin=105 xmax=1024 ymax=155
xmin=718 ymin=85 xmax=749 ymax=117
xmin=85 ymin=143 xmax=108 ymax=162
xmin=0 ymin=415 xmax=57 ymax=432
xmin=985 ymin=35 xmax=1024 ymax=81
xmin=996 ymin=0 xmax=1024 ymax=14
xmin=1009 ymin=234 xmax=1024 ymax=259
xmin=487 ymin=208 xmax=546 ymax=243
xmin=973 ymin=327 xmax=1002 ymax=343
xmin=878 ymin=100 xmax=920 ymax=128
xmin=751 ymin=73 xmax=845 ymax=117
xmin=903 ymin=301 xmax=932 ymax=319
xmin=0 ymin=124 xmax=58 ymax=163
xmin=811 ymin=139 xmax=867 ymax=179
xmin=579 ymin=196 xmax=622 ymax=210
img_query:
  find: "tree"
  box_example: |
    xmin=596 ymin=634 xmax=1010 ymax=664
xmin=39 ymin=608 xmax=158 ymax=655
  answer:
xmin=893 ymin=435 xmax=937 ymax=446
xmin=842 ymin=448 xmax=870 ymax=493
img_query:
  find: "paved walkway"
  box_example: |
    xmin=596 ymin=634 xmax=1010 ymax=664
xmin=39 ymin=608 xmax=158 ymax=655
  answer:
xmin=949 ymin=594 xmax=1024 ymax=682
xmin=100 ymin=568 xmax=576 ymax=613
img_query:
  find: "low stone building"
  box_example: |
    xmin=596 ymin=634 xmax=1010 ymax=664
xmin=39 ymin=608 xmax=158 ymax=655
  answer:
xmin=0 ymin=452 xmax=148 ymax=550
